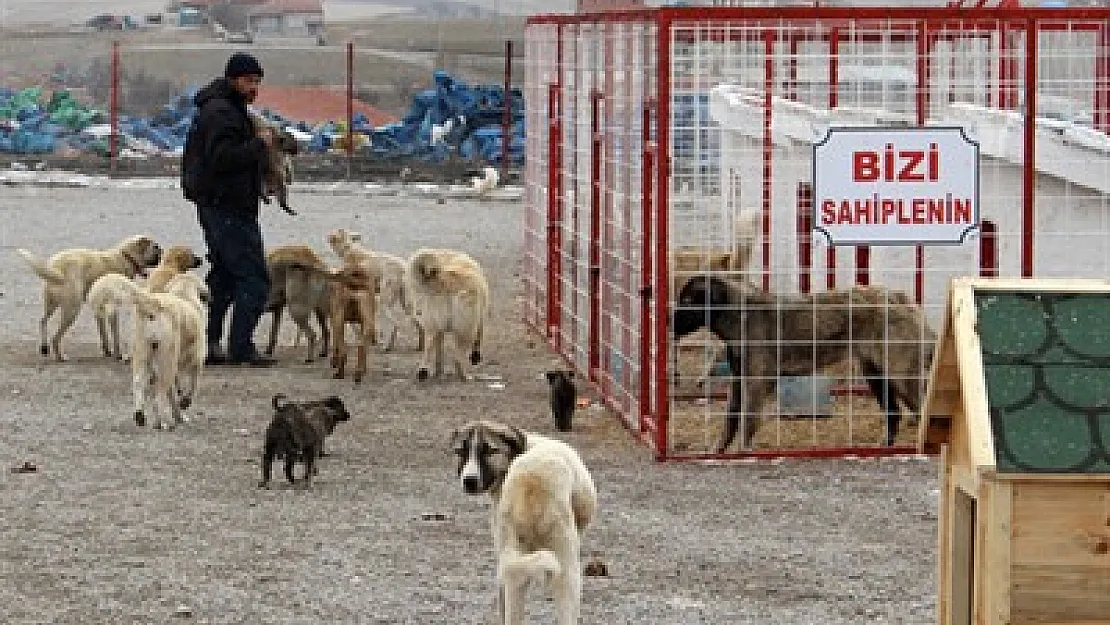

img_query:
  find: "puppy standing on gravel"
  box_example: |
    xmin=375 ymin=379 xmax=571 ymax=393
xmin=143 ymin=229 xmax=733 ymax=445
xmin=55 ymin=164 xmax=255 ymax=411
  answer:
xmin=260 ymin=393 xmax=351 ymax=488
xmin=452 ymin=420 xmax=597 ymax=625
xmin=546 ymin=370 xmax=577 ymax=432
xmin=16 ymin=234 xmax=162 ymax=361
xmin=405 ymin=248 xmax=490 ymax=380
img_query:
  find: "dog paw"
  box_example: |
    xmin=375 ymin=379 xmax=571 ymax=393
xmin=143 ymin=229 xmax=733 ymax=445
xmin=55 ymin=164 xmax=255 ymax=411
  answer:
xmin=257 ymin=481 xmax=270 ymax=489
xmin=417 ymin=368 xmax=430 ymax=381
xmin=178 ymin=397 xmax=192 ymax=411
xmin=133 ymin=411 xmax=146 ymax=426
xmin=469 ymin=350 xmax=481 ymax=365
xmin=332 ymin=371 xmax=344 ymax=380
xmin=39 ymin=344 xmax=49 ymax=356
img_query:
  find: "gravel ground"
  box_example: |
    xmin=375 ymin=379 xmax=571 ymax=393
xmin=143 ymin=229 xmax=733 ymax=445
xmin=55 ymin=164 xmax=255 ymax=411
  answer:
xmin=0 ymin=183 xmax=939 ymax=624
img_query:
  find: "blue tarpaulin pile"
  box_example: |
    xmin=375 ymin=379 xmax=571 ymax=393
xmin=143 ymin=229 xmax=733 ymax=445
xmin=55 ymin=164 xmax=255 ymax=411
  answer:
xmin=0 ymin=71 xmax=525 ymax=167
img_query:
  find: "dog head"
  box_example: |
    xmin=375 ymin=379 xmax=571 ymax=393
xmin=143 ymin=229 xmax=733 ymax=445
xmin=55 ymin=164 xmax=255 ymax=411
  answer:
xmin=274 ymin=129 xmax=299 ymax=156
xmin=545 ymin=369 xmax=575 ymax=388
xmin=119 ymin=235 xmax=163 ymax=274
xmin=450 ymin=420 xmax=528 ymax=496
xmin=671 ymin=274 xmax=735 ymax=339
xmin=160 ymin=245 xmax=204 ymax=272
xmin=319 ymin=395 xmax=351 ymax=423
xmin=326 ymin=228 xmax=362 ymax=258
xmin=131 ymin=293 xmax=175 ymax=348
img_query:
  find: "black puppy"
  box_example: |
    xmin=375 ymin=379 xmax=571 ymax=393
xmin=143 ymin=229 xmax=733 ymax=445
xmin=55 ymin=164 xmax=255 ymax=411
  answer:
xmin=259 ymin=394 xmax=351 ymax=488
xmin=545 ymin=370 xmax=577 ymax=432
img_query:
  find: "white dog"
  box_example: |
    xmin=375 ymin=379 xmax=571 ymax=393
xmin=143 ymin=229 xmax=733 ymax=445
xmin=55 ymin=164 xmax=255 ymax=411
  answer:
xmin=326 ymin=228 xmax=420 ymax=351
xmin=452 ymin=420 xmax=597 ymax=625
xmin=129 ymin=273 xmax=209 ymax=430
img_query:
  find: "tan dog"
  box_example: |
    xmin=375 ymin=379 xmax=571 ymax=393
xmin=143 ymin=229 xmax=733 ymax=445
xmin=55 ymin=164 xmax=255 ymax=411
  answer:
xmin=264 ymin=245 xmax=331 ymax=363
xmin=129 ymin=273 xmax=209 ymax=431
xmin=326 ymin=228 xmax=419 ymax=352
xmin=321 ymin=264 xmax=378 ymax=384
xmin=452 ymin=420 xmax=597 ymax=625
xmin=145 ymin=245 xmax=203 ymax=293
xmin=250 ymin=112 xmax=298 ymax=215
xmin=405 ymin=248 xmax=490 ymax=381
xmin=17 ymin=235 xmax=162 ymax=361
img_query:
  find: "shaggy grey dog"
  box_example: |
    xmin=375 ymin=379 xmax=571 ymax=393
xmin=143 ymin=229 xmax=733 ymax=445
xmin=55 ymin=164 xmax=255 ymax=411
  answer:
xmin=671 ymin=275 xmax=934 ymax=452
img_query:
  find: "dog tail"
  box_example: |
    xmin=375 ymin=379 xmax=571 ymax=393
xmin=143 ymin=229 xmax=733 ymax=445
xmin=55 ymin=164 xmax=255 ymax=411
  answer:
xmin=498 ymin=547 xmax=561 ymax=582
xmin=16 ymin=249 xmax=66 ymax=285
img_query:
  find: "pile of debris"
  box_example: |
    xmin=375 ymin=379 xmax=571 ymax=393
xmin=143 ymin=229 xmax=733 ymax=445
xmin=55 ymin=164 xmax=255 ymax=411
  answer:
xmin=0 ymin=71 xmax=525 ymax=167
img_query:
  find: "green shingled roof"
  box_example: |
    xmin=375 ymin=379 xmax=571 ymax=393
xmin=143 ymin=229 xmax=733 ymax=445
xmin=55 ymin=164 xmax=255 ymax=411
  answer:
xmin=976 ymin=290 xmax=1110 ymax=473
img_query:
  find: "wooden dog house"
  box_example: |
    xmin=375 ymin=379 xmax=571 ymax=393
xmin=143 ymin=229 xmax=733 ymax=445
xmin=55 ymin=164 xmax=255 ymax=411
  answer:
xmin=920 ymin=277 xmax=1110 ymax=625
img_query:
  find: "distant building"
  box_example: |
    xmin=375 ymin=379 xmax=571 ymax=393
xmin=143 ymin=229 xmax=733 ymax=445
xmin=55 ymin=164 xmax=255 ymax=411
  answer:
xmin=244 ymin=0 xmax=324 ymax=38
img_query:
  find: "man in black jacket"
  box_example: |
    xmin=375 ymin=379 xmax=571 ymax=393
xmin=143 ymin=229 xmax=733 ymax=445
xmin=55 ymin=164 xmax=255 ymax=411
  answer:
xmin=191 ymin=52 xmax=276 ymax=366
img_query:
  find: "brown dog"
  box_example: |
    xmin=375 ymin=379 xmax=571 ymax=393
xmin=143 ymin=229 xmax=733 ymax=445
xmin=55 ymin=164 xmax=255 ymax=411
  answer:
xmin=264 ymin=245 xmax=331 ymax=362
xmin=289 ymin=262 xmax=378 ymax=383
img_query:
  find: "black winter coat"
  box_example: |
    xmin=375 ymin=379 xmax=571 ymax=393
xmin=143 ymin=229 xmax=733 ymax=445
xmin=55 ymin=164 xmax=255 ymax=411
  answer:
xmin=192 ymin=78 xmax=266 ymax=215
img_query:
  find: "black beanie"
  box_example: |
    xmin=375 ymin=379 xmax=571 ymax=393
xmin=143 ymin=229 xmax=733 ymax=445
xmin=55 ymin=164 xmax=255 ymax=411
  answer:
xmin=224 ymin=52 xmax=264 ymax=79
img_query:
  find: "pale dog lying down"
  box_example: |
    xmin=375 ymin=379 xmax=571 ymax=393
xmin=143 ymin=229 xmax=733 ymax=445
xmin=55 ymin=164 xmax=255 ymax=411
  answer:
xmin=128 ymin=273 xmax=209 ymax=431
xmin=452 ymin=420 xmax=597 ymax=625
xmin=326 ymin=228 xmax=420 ymax=351
xmin=405 ymin=248 xmax=490 ymax=380
xmin=86 ymin=245 xmax=203 ymax=360
xmin=16 ymin=234 xmax=162 ymax=361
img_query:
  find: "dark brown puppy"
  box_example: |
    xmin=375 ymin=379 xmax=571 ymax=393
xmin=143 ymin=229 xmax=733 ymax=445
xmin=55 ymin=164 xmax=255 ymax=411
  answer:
xmin=545 ymin=370 xmax=577 ymax=432
xmin=259 ymin=393 xmax=351 ymax=488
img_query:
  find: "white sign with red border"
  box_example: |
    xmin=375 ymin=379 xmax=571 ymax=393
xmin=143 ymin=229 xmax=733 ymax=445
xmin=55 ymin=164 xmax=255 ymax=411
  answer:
xmin=812 ymin=127 xmax=980 ymax=246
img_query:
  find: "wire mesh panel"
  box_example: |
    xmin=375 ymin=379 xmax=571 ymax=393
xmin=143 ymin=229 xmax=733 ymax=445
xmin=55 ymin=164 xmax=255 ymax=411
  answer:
xmin=524 ymin=15 xmax=660 ymax=439
xmin=525 ymin=6 xmax=1110 ymax=462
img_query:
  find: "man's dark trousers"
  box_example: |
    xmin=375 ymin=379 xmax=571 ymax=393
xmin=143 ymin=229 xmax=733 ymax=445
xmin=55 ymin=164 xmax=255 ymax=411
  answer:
xmin=198 ymin=203 xmax=269 ymax=360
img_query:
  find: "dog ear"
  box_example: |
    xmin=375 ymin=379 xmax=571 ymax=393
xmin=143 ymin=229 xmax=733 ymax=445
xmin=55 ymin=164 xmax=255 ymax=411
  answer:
xmin=323 ymin=396 xmax=345 ymax=411
xmin=449 ymin=427 xmax=468 ymax=454
xmin=503 ymin=425 xmax=528 ymax=458
xmin=272 ymin=394 xmax=289 ymax=411
xmin=545 ymin=371 xmax=557 ymax=384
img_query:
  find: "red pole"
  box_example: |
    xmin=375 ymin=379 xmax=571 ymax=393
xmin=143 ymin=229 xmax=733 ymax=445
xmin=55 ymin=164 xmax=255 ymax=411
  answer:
xmin=502 ymin=39 xmax=513 ymax=178
xmin=826 ymin=27 xmax=839 ymax=291
xmin=1021 ymin=19 xmax=1036 ymax=277
xmin=979 ymin=220 xmax=998 ymax=277
xmin=110 ymin=40 xmax=119 ymax=172
xmin=588 ymin=90 xmax=602 ymax=382
xmin=652 ymin=14 xmax=672 ymax=460
xmin=915 ymin=20 xmax=931 ymax=304
xmin=547 ymin=82 xmax=563 ymax=344
xmin=1096 ymin=25 xmax=1109 ymax=134
xmin=346 ymin=41 xmax=354 ymax=179
xmin=797 ymin=183 xmax=812 ymax=294
xmin=761 ymin=28 xmax=775 ymax=292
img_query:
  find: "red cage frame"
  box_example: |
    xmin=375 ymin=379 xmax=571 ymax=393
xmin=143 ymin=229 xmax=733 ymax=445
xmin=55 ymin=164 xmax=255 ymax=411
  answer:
xmin=523 ymin=5 xmax=1110 ymax=462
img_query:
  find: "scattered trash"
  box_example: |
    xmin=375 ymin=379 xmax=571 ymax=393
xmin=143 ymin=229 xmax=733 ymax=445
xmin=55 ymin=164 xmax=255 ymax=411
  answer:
xmin=9 ymin=461 xmax=37 ymax=474
xmin=584 ymin=558 xmax=609 ymax=577
xmin=420 ymin=512 xmax=450 ymax=522
xmin=488 ymin=382 xmax=506 ymax=391
xmin=575 ymin=397 xmax=592 ymax=409
xmin=173 ymin=604 xmax=193 ymax=618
